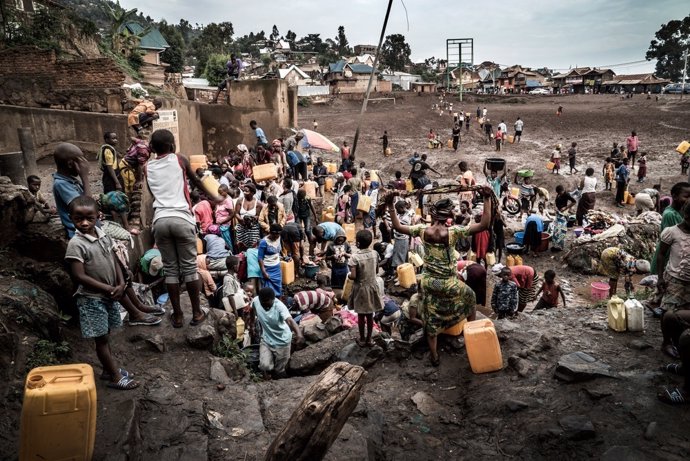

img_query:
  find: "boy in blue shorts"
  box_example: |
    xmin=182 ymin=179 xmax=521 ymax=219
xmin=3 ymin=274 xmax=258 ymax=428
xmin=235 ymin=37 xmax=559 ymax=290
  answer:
xmin=65 ymin=195 xmax=138 ymax=390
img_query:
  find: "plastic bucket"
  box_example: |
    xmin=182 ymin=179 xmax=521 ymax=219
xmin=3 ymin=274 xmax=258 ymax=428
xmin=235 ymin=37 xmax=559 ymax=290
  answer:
xmin=536 ymin=232 xmax=551 ymax=252
xmin=485 ymin=158 xmax=506 ymax=172
xmin=591 ymin=282 xmax=610 ymax=301
xmin=514 ymin=231 xmax=525 ymax=245
xmin=304 ymin=264 xmax=319 ymax=279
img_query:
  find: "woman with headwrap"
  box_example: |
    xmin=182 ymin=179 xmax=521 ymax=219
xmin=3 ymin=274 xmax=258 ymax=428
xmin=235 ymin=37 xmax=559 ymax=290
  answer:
xmin=387 ymin=187 xmax=494 ymax=366
xmin=258 ymin=224 xmax=283 ymax=296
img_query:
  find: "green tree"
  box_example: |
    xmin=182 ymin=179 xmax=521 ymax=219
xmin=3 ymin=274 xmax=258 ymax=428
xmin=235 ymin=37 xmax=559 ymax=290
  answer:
xmin=335 ymin=25 xmax=351 ymax=56
xmin=270 ymin=24 xmax=280 ymax=42
xmin=189 ymin=21 xmax=234 ymax=76
xmin=381 ymin=34 xmax=411 ymax=71
xmin=285 ymin=30 xmax=297 ymax=49
xmin=204 ymin=53 xmax=232 ymax=86
xmin=646 ymin=14 xmax=690 ymax=81
xmin=101 ymin=2 xmax=139 ymax=52
xmin=158 ymin=21 xmax=185 ymax=73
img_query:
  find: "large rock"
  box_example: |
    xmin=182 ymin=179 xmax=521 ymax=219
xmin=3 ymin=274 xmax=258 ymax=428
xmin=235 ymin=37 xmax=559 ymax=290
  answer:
xmin=559 ymin=415 xmax=595 ymax=440
xmin=289 ymin=329 xmax=358 ymax=375
xmin=209 ymin=358 xmax=231 ymax=384
xmin=336 ymin=342 xmax=384 ymax=369
xmin=0 ymin=277 xmax=61 ymax=340
xmin=186 ymin=323 xmax=218 ymax=349
xmin=554 ymin=351 xmax=616 ymax=382
xmin=301 ymin=321 xmax=330 ymax=344
xmin=564 ymin=222 xmax=658 ymax=274
xmin=600 ymin=446 xmax=647 ymax=461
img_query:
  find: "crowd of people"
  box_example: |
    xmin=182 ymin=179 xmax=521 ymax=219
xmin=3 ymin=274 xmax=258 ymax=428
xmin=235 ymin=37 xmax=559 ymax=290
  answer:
xmin=41 ymin=97 xmax=690 ymax=405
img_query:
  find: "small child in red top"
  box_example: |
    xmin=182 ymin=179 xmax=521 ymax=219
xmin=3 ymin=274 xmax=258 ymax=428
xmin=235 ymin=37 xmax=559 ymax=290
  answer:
xmin=534 ymin=270 xmax=566 ymax=309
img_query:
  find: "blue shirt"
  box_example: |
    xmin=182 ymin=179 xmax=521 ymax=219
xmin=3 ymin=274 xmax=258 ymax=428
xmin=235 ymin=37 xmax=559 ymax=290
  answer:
xmin=204 ymin=234 xmax=229 ymax=259
xmin=615 ymin=164 xmax=629 ymax=183
xmin=254 ymin=127 xmax=268 ymax=145
xmin=525 ymin=214 xmax=544 ymax=233
xmin=252 ymin=297 xmax=292 ymax=347
xmin=52 ymin=173 xmax=84 ymax=238
xmin=318 ymin=222 xmax=345 ymax=241
xmin=487 ymin=177 xmax=501 ymax=198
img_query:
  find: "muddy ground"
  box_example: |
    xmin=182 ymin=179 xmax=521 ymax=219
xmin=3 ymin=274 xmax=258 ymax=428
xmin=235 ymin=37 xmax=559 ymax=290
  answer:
xmin=2 ymin=93 xmax=690 ymax=460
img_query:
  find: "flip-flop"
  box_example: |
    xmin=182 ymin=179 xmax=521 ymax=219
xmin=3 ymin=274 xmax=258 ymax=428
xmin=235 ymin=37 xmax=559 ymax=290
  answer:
xmin=170 ymin=313 xmax=184 ymax=329
xmin=107 ymin=375 xmax=139 ymax=391
xmin=657 ymin=387 xmax=688 ymax=405
xmin=100 ymin=368 xmax=134 ymax=381
xmin=189 ymin=311 xmax=207 ymax=326
xmin=661 ymin=363 xmax=684 ymax=375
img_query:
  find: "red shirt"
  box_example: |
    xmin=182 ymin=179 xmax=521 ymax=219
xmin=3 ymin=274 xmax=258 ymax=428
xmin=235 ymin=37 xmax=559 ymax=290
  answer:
xmin=510 ymin=265 xmax=535 ymax=289
xmin=343 ymin=171 xmax=353 ymax=180
xmin=193 ymin=200 xmax=214 ymax=233
xmin=540 ymin=281 xmax=560 ymax=306
xmin=341 ymin=146 xmax=350 ymax=160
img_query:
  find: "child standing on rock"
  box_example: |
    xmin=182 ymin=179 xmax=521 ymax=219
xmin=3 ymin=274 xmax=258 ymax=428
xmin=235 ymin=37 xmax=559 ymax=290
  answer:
xmin=348 ymin=230 xmax=382 ymax=347
xmin=603 ymin=158 xmax=615 ymax=191
xmin=65 ymin=196 xmax=138 ymax=390
xmin=534 ymin=270 xmax=567 ymax=309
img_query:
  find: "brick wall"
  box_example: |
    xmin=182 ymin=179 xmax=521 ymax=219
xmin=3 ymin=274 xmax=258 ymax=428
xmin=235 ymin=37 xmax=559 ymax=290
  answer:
xmin=0 ymin=46 xmax=126 ymax=112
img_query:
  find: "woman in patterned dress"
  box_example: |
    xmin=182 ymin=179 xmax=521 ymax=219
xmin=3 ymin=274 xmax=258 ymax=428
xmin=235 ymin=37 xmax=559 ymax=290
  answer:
xmin=386 ymin=187 xmax=494 ymax=366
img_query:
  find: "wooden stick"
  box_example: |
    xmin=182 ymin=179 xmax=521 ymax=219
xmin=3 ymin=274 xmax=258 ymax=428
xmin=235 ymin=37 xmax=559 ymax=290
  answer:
xmin=264 ymin=362 xmax=367 ymax=461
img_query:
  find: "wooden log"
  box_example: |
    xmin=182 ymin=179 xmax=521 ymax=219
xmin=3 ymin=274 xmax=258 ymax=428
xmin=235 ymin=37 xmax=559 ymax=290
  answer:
xmin=264 ymin=362 xmax=366 ymax=461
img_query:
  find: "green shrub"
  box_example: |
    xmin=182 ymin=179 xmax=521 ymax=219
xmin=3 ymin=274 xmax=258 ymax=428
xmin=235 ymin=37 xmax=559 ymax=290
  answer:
xmin=26 ymin=340 xmax=71 ymax=371
xmin=204 ymin=53 xmax=232 ymax=87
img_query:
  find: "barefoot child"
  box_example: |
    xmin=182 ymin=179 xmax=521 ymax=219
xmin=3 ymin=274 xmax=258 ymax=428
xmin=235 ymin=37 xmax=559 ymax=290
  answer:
xmin=534 ymin=270 xmax=567 ymax=309
xmin=603 ymin=158 xmax=614 ymax=191
xmin=348 ymin=230 xmax=382 ymax=347
xmin=64 ymin=196 xmax=138 ymax=390
xmin=637 ymin=152 xmax=648 ymax=182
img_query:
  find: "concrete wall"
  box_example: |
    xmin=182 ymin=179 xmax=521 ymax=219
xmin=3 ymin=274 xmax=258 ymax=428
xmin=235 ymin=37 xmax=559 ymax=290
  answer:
xmin=0 ymin=80 xmax=297 ymax=162
xmin=298 ymin=85 xmax=330 ymax=97
xmin=0 ymin=105 xmax=128 ymax=159
xmin=196 ymin=80 xmax=297 ymax=160
xmin=333 ymin=79 xmax=393 ymax=94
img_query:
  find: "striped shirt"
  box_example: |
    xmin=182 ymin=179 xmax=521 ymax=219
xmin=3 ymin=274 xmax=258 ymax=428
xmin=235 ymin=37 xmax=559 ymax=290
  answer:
xmin=294 ymin=289 xmax=335 ymax=312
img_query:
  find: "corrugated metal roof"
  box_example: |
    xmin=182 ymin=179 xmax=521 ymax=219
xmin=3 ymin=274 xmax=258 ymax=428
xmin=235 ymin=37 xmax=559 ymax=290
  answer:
xmin=123 ymin=22 xmax=169 ymax=50
xmin=348 ymin=63 xmax=374 ymax=74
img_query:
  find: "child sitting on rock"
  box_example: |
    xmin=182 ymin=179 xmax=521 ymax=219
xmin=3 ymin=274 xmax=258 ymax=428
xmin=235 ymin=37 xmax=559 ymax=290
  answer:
xmin=534 ymin=270 xmax=567 ymax=310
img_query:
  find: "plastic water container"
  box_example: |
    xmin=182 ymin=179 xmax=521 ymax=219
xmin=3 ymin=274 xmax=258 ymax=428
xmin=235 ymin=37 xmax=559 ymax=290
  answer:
xmin=252 ymin=163 xmax=277 ymax=183
xmin=396 ymin=263 xmax=416 ymax=288
xmin=514 ymin=255 xmax=523 ymax=266
xmin=506 ymin=255 xmax=515 ymax=267
xmin=442 ymin=318 xmax=467 ymax=336
xmin=325 ymin=162 xmax=337 ymax=174
xmin=463 ymin=319 xmax=503 ymax=374
xmin=357 ymin=194 xmax=372 ymax=213
xmin=321 ymin=211 xmax=335 ymax=222
xmin=591 ymin=282 xmax=609 ymax=301
xmin=201 ymin=175 xmax=221 ymax=197
xmin=190 ymin=154 xmax=207 ymax=172
xmin=406 ymin=179 xmax=414 ymax=192
xmin=281 ymin=259 xmax=295 ymax=285
xmin=303 ymin=181 xmax=316 ymax=199
xmin=625 ymin=298 xmax=645 ymax=332
xmin=607 ymin=296 xmax=626 ymax=332
xmin=514 ymin=231 xmax=525 ymax=245
xmin=20 ymin=364 xmax=97 ymax=461
xmin=236 ymin=318 xmax=245 ymax=340
xmin=325 ymin=177 xmax=334 ymax=192
xmin=676 ymin=141 xmax=690 ymax=154
xmin=485 ymin=252 xmax=496 ymax=266
xmin=196 ymin=237 xmax=204 ymax=255
xmin=344 ymin=223 xmax=356 ymax=242
xmin=342 ymin=276 xmax=353 ymax=301
xmin=510 ymin=187 xmax=520 ymax=198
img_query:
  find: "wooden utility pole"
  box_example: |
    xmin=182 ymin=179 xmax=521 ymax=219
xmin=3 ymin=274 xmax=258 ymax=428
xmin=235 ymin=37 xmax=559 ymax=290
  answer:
xmin=18 ymin=128 xmax=38 ymax=178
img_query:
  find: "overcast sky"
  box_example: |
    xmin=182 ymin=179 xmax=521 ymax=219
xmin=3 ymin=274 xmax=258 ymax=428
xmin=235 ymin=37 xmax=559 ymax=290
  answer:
xmin=122 ymin=0 xmax=688 ymax=73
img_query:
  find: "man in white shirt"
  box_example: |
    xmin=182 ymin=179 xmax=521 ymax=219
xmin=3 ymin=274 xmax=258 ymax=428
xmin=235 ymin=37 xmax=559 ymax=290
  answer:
xmin=514 ymin=117 xmax=524 ymax=143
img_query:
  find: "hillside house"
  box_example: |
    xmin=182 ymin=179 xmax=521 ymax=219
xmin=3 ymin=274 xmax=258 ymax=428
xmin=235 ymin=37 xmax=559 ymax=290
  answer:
xmin=448 ymin=67 xmax=480 ymax=89
xmin=278 ymin=65 xmax=310 ymax=86
xmin=354 ymin=44 xmax=377 ymax=55
xmin=497 ymin=65 xmax=547 ymax=93
xmin=121 ymin=21 xmax=169 ymax=66
xmin=326 ymin=60 xmax=391 ymax=94
xmin=349 ymin=54 xmax=375 ymax=67
xmin=381 ymin=70 xmax=421 ymax=91
xmin=600 ymin=73 xmax=670 ymax=94
xmin=551 ymin=67 xmax=615 ymax=94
